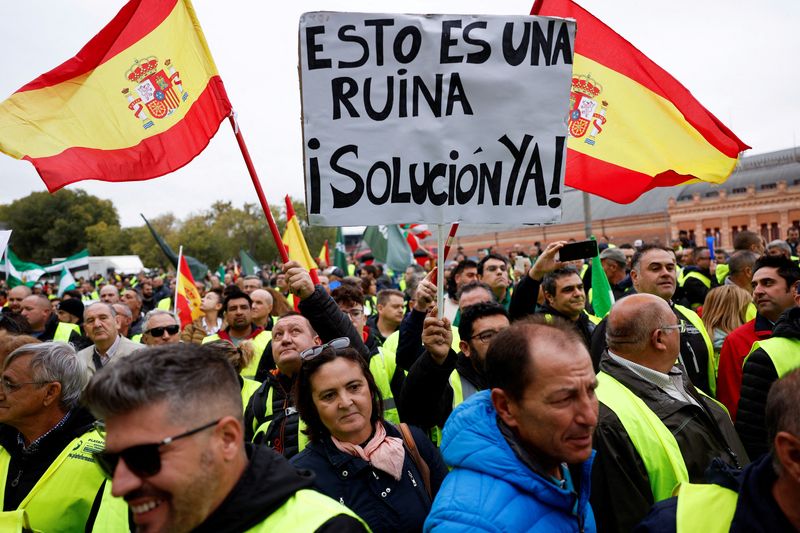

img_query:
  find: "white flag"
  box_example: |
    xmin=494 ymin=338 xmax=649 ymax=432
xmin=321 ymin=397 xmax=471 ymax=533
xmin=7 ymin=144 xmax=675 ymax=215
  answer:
xmin=58 ymin=266 xmax=76 ymax=297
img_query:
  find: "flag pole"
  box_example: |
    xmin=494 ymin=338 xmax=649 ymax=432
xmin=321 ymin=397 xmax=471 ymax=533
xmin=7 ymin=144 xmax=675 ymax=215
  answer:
xmin=442 ymin=223 xmax=460 ymax=261
xmin=174 ymin=246 xmax=182 ymax=316
xmin=436 ymin=224 xmax=446 ymax=318
xmin=228 ymin=113 xmax=289 ymax=263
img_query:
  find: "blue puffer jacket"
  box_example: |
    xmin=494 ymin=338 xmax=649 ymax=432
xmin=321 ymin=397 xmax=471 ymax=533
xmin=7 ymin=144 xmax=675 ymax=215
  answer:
xmin=424 ymin=390 xmax=596 ymax=532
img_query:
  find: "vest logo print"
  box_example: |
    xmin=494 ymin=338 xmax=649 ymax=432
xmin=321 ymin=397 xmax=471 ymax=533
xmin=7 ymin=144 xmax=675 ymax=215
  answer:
xmin=568 ymin=74 xmax=609 ymax=146
xmin=122 ymin=57 xmax=189 ymax=129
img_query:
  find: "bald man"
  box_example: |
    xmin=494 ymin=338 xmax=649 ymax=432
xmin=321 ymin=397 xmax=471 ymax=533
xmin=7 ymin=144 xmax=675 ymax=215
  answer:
xmin=99 ymin=284 xmax=120 ymax=304
xmin=590 ymin=294 xmax=748 ymax=532
xmin=20 ymin=294 xmax=85 ymax=346
xmin=4 ymin=286 xmax=31 ymax=315
xmin=250 ymin=289 xmax=274 ymax=331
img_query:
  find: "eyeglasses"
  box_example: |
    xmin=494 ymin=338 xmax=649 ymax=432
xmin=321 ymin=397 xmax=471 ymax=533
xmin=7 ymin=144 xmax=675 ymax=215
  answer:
xmin=1 ymin=378 xmax=47 ymax=394
xmin=145 ymin=324 xmax=180 ymax=337
xmin=470 ymin=329 xmax=501 ymax=344
xmin=342 ymin=308 xmax=364 ymax=318
xmin=92 ymin=419 xmax=220 ymax=479
xmin=659 ymin=320 xmax=686 ymax=334
xmin=300 ymin=337 xmax=351 ymax=361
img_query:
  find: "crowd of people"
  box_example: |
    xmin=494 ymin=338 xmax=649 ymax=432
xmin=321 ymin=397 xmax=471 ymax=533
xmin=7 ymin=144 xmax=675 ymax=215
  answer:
xmin=0 ymin=225 xmax=798 ymax=532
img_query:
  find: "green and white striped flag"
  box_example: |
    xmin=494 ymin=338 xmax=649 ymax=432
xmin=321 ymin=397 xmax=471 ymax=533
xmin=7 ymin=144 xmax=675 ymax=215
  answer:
xmin=58 ymin=266 xmax=77 ymax=297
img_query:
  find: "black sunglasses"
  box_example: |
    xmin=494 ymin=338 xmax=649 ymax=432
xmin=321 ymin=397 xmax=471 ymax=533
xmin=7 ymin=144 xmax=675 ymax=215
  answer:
xmin=299 ymin=337 xmax=350 ymax=361
xmin=145 ymin=324 xmax=180 ymax=337
xmin=93 ymin=419 xmax=220 ymax=479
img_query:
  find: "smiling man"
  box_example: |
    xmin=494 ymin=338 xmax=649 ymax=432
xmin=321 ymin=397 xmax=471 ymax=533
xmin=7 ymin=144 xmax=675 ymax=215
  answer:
xmin=425 ymin=316 xmax=598 ymax=531
xmin=82 ymin=343 xmax=367 ymax=533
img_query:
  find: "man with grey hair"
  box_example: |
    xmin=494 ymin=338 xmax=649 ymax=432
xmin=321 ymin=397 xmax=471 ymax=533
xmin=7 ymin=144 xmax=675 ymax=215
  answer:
xmin=767 ymin=239 xmax=793 ymax=260
xmin=0 ymin=342 xmax=106 ymax=532
xmin=636 ymin=368 xmax=800 ymax=532
xmin=591 ymin=293 xmax=748 ymax=532
xmin=725 ymin=250 xmax=759 ymax=293
xmin=242 ymin=275 xmax=263 ymax=295
xmin=83 ymin=344 xmax=367 ymax=532
xmin=99 ymin=284 xmax=120 ymax=304
xmin=112 ymin=302 xmax=135 ymax=340
xmin=141 ymin=309 xmax=181 ymax=346
xmin=78 ymin=302 xmax=141 ymax=374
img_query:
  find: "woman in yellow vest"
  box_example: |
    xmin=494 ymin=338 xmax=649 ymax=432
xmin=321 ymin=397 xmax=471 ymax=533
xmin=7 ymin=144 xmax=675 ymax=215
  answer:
xmin=290 ymin=340 xmax=448 ymax=533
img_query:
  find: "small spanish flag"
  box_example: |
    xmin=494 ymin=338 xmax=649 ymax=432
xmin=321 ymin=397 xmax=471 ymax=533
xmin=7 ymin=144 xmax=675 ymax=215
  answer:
xmin=176 ymin=254 xmax=203 ymax=328
xmin=317 ymin=240 xmax=330 ymax=267
xmin=282 ymin=196 xmax=318 ymax=272
xmin=0 ymin=0 xmax=231 ymax=192
xmin=531 ymin=0 xmax=749 ymax=203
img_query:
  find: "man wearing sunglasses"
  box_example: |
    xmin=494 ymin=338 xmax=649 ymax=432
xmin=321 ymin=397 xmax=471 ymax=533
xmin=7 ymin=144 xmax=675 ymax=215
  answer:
xmin=141 ymin=310 xmax=181 ymax=346
xmin=0 ymin=342 xmax=106 ymax=532
xmin=83 ymin=344 xmax=368 ymax=533
xmin=590 ymin=293 xmax=748 ymax=533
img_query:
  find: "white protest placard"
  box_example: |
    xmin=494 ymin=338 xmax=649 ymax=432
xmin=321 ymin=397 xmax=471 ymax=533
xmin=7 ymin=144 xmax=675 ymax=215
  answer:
xmin=299 ymin=12 xmax=575 ymax=227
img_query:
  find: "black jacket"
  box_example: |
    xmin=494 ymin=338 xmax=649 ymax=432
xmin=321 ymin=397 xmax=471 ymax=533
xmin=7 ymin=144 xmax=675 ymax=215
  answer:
xmin=195 ymin=444 xmax=367 ymax=533
xmin=399 ymin=350 xmax=486 ymax=430
xmin=633 ymin=455 xmax=794 ymax=533
xmin=735 ymin=306 xmax=800 ymax=459
xmin=0 ymin=407 xmax=96 ymax=511
xmin=679 ymin=266 xmax=718 ymax=310
xmin=290 ymin=422 xmax=448 ymax=533
xmin=591 ymin=354 xmax=748 ymax=533
xmin=395 ymin=309 xmax=427 ymax=372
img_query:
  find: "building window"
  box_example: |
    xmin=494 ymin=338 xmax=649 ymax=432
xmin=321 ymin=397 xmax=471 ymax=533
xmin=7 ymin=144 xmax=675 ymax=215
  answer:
xmin=731 ymin=187 xmax=747 ymax=194
xmin=760 ymin=182 xmax=777 ymax=191
xmin=704 ymin=191 xmax=719 ymax=198
xmin=771 ymin=222 xmax=780 ymax=241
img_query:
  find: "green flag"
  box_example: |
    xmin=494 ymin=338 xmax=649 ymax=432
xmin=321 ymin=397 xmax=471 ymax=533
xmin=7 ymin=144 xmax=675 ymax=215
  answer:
xmin=591 ymin=237 xmax=614 ymax=319
xmin=141 ymin=214 xmax=208 ymax=280
xmin=362 ymin=225 xmax=413 ymax=272
xmin=239 ymin=250 xmax=260 ymax=276
xmin=334 ymin=227 xmax=348 ymax=272
xmin=1 ymin=248 xmax=46 ymax=287
xmin=216 ymin=264 xmax=226 ymax=281
xmin=58 ymin=265 xmax=77 ymax=297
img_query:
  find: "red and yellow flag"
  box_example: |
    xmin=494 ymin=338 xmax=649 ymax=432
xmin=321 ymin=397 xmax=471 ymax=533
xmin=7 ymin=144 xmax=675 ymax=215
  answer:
xmin=176 ymin=254 xmax=203 ymax=328
xmin=531 ymin=0 xmax=749 ymax=203
xmin=317 ymin=240 xmax=330 ymax=266
xmin=282 ymin=196 xmax=318 ymax=272
xmin=0 ymin=0 xmax=231 ymax=192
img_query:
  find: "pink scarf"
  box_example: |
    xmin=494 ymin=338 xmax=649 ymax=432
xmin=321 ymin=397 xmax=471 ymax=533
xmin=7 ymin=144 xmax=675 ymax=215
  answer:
xmin=331 ymin=423 xmax=405 ymax=480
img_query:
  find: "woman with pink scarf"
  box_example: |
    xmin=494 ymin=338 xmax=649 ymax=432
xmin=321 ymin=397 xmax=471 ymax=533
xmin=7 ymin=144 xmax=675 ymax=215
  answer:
xmin=291 ymin=338 xmax=448 ymax=532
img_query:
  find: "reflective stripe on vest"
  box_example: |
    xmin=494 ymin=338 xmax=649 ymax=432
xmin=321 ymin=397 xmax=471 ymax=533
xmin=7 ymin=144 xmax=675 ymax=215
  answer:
xmin=674 ymin=305 xmax=716 ymax=396
xmin=596 ymin=372 xmax=689 ymax=501
xmin=746 ymin=337 xmax=800 ymax=378
xmin=382 ymin=325 xmax=460 ymax=362
xmin=681 ymin=271 xmax=712 ymax=289
xmin=544 ymin=311 xmax=601 ymax=326
xmin=89 ymin=480 xmax=130 ymax=533
xmin=252 ymin=385 xmax=309 ymax=454
xmin=0 ymin=429 xmax=106 ymax=533
xmin=54 ymin=322 xmax=80 ymax=342
xmin=674 ymin=482 xmax=737 ymax=533
xmin=369 ymin=348 xmax=399 ymax=425
xmin=244 ymin=488 xmax=368 ymax=531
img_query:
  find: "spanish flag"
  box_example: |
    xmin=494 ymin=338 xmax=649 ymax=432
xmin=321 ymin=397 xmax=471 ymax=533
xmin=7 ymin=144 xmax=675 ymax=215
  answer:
xmin=176 ymin=253 xmax=203 ymax=328
xmin=0 ymin=0 xmax=231 ymax=192
xmin=317 ymin=240 xmax=331 ymax=267
xmin=531 ymin=0 xmax=749 ymax=203
xmin=282 ymin=196 xmax=318 ymax=272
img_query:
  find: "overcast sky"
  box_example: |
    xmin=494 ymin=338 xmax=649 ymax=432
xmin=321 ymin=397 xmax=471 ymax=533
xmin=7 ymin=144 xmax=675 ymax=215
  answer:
xmin=1 ymin=0 xmax=798 ymax=227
